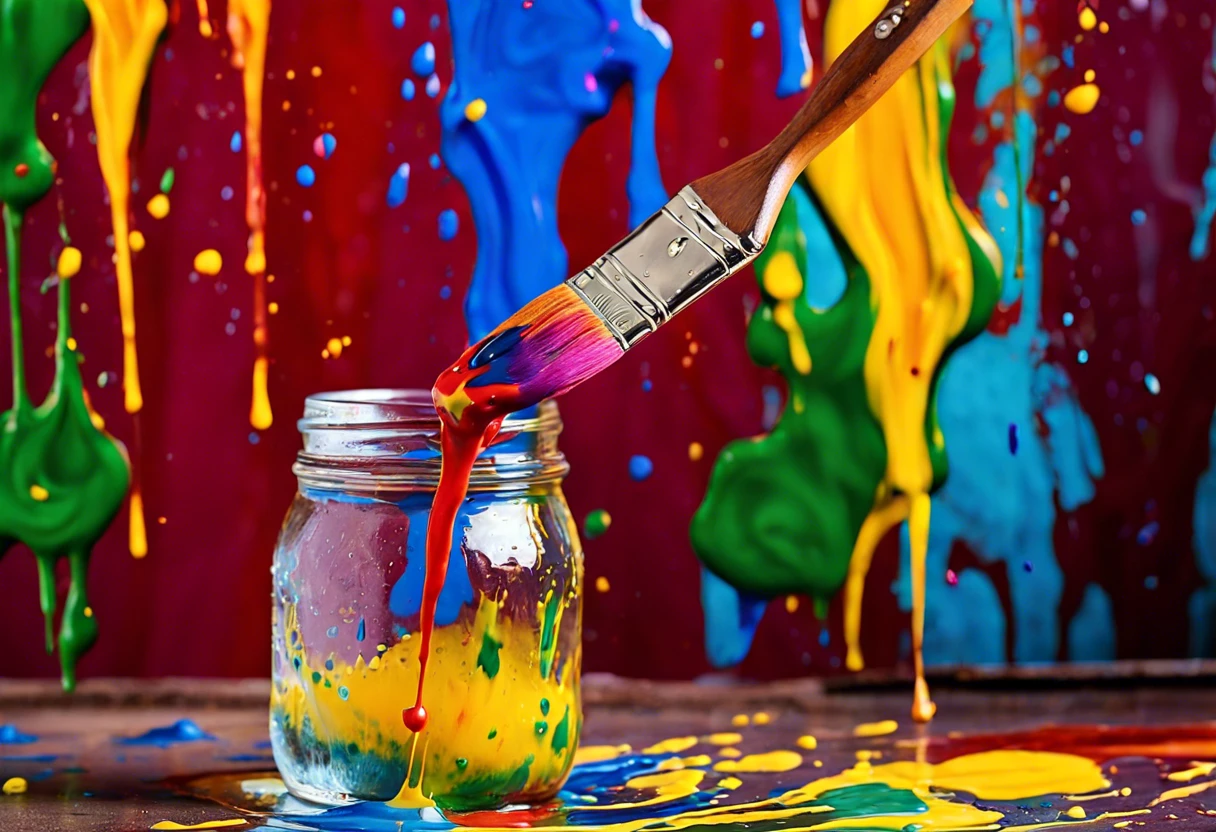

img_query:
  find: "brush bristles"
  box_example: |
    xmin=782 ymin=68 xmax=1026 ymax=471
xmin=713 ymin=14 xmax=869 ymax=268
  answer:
xmin=500 ymin=284 xmax=624 ymax=405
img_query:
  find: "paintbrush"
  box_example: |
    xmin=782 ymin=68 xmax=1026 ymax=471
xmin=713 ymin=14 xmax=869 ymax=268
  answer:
xmin=432 ymin=0 xmax=972 ymax=430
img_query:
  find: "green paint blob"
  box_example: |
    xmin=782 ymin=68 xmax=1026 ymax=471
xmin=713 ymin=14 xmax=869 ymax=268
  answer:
xmin=534 ymin=720 xmax=548 ymax=737
xmin=539 ymin=697 xmax=550 ymax=716
xmin=487 ymin=728 xmax=497 ymax=740
xmin=476 ymin=630 xmax=502 ymax=679
xmin=455 ymin=757 xmax=468 ymax=771
xmin=583 ymin=508 xmax=610 ymax=539
xmin=159 ymin=167 xmax=174 ymax=194
xmin=692 ymin=56 xmax=999 ymax=605
xmin=0 ymin=0 xmax=130 ymax=692
xmin=538 ymin=591 xmax=560 ymax=678
xmin=439 ymin=754 xmax=534 ymax=811
xmin=550 ymin=706 xmax=570 ymax=754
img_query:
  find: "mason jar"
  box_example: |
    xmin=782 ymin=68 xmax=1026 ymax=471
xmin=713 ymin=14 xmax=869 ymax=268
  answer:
xmin=270 ymin=390 xmax=584 ymax=809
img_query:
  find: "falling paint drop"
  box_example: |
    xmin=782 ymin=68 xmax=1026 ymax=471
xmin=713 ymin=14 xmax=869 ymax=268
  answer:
xmin=313 ymin=133 xmax=336 ymax=159
xmin=464 ymin=98 xmax=487 ymax=122
xmin=425 ymin=74 xmax=441 ymax=98
xmin=230 ymin=131 xmax=242 ymax=152
xmin=146 ymin=193 xmax=170 ymax=219
xmin=391 ymin=6 xmax=405 ymax=28
xmin=750 ymin=20 xmax=765 ymax=38
xmin=401 ymin=79 xmax=416 ymax=100
xmin=1145 ymin=373 xmax=1160 ymax=395
xmin=411 ymin=42 xmax=436 ymax=76
xmin=57 ymin=247 xmax=82 ymax=279
xmin=584 ymin=509 xmax=611 ymax=539
xmin=387 ymin=163 xmax=410 ymax=208
xmin=689 ymin=442 xmax=703 ymax=461
xmin=437 ymin=209 xmax=459 ymax=240
xmin=1078 ymin=7 xmax=1096 ymax=30
xmin=595 ymin=576 xmax=610 ymax=592
xmin=629 ymin=455 xmax=653 ymax=481
xmin=1064 ymin=83 xmax=1100 ymax=114
xmin=194 ymin=249 xmax=222 ymax=276
xmin=295 ymin=165 xmax=316 ymax=187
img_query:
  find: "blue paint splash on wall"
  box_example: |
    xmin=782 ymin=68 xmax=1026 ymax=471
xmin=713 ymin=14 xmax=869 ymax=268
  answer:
xmin=1190 ymin=408 xmax=1216 ymax=656
xmin=1190 ymin=31 xmax=1216 ymax=261
xmin=440 ymin=0 xmax=672 ymax=341
xmin=116 ymin=719 xmax=216 ymax=747
xmin=892 ymin=0 xmax=1107 ymax=665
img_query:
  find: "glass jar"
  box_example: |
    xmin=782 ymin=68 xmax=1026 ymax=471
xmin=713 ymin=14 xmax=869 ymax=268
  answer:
xmin=270 ymin=390 xmax=584 ymax=810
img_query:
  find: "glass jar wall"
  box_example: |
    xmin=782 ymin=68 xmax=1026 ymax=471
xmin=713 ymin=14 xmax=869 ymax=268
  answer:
xmin=271 ymin=390 xmax=583 ymax=809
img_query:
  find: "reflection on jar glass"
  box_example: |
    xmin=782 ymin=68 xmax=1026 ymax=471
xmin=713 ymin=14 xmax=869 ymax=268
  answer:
xmin=271 ymin=390 xmax=584 ymax=809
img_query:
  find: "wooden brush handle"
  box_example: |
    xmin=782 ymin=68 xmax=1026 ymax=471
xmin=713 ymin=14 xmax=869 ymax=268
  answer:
xmin=690 ymin=0 xmax=972 ymax=245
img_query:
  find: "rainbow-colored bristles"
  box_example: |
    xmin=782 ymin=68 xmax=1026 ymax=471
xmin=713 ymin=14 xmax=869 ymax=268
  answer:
xmin=433 ymin=284 xmax=623 ymax=431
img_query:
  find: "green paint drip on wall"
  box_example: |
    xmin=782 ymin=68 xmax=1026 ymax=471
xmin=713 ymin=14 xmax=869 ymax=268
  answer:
xmin=692 ymin=55 xmax=1000 ymax=605
xmin=0 ymin=0 xmax=130 ymax=691
xmin=476 ymin=630 xmax=502 ymax=679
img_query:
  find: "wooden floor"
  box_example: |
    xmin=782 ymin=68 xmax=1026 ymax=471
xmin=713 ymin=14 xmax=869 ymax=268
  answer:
xmin=0 ymin=672 xmax=1214 ymax=831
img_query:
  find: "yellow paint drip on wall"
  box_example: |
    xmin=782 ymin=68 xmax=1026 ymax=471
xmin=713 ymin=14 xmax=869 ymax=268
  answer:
xmin=762 ymin=251 xmax=812 ymax=374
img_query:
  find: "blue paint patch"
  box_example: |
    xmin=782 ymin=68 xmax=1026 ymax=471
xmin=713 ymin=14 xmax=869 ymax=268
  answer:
xmin=1131 ymin=209 xmax=1147 ymax=226
xmin=356 ymin=618 xmax=365 ymax=642
xmin=1190 ymin=407 xmax=1216 ymax=656
xmin=116 ymin=719 xmax=216 ymax=748
xmin=1190 ymin=124 xmax=1216 ymax=260
xmin=1129 ymin=130 xmax=1143 ymax=146
xmin=773 ymin=0 xmax=811 ymax=97
xmin=1145 ymin=373 xmax=1160 ymax=394
xmin=296 ymin=165 xmax=316 ymax=187
xmin=222 ymin=753 xmax=276 ymax=762
xmin=386 ymin=163 xmax=410 ymax=208
xmin=750 ymin=20 xmax=765 ymax=38
xmin=391 ymin=6 xmax=405 ymax=28
xmin=229 ymin=131 xmax=242 ymax=152
xmin=701 ymin=568 xmax=767 ymax=668
xmin=1137 ymin=521 xmax=1160 ymax=546
xmin=401 ymin=78 xmax=416 ymax=100
xmin=629 ymin=455 xmax=653 ymax=481
xmin=1008 ymin=423 xmax=1019 ymax=455
xmin=0 ymin=754 xmax=56 ymax=762
xmin=429 ymin=153 xmax=441 ymax=170
xmin=0 ymin=725 xmax=37 ymax=744
xmin=1069 ymin=584 xmax=1116 ymax=660
xmin=411 ymin=42 xmax=436 ymax=76
xmin=388 ymin=494 xmax=475 ymax=628
xmin=425 ymin=73 xmax=441 ymax=98
xmin=221 ymin=185 xmax=233 ymax=201
xmin=440 ymin=0 xmax=672 ymax=340
xmin=1077 ymin=349 xmax=1089 ymax=364
xmin=1063 ymin=312 xmax=1074 ymax=326
xmin=438 ymin=209 xmax=459 ymax=240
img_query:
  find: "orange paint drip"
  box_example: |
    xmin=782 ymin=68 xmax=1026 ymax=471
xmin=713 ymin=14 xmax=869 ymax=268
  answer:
xmin=195 ymin=0 xmax=214 ymax=37
xmin=129 ymin=486 xmax=148 ymax=558
xmin=227 ymin=0 xmax=273 ymax=430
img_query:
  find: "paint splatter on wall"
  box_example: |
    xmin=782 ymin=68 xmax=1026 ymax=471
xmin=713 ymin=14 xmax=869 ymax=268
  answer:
xmin=0 ymin=0 xmax=1215 ymax=682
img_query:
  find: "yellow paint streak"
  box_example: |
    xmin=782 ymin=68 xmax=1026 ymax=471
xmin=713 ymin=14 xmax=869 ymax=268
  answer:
xmin=844 ymin=496 xmax=908 ymax=671
xmin=908 ymin=493 xmax=935 ymax=722
xmin=1003 ymin=809 xmax=1150 ymax=832
xmin=228 ymin=0 xmax=273 ymax=429
xmin=274 ymin=593 xmax=578 ymax=808
xmin=1167 ymin=762 xmax=1216 ymax=782
xmin=150 ymin=819 xmax=247 ymax=830
xmin=573 ymin=744 xmax=630 ymax=765
xmin=83 ymin=0 xmax=169 ymax=416
xmin=1064 ymin=83 xmax=1100 ymax=114
xmin=195 ymin=0 xmax=213 ymax=36
xmin=706 ymin=733 xmax=742 ymax=746
xmin=643 ymin=736 xmax=699 ymax=755
xmin=714 ymin=750 xmax=802 ymax=773
xmin=853 ymin=719 xmax=898 ymax=737
xmin=762 ymin=252 xmax=811 ymax=374
xmin=1064 ymin=789 xmax=1118 ymax=801
xmin=129 ymin=488 xmax=148 ymax=558
xmin=811 ymin=2 xmax=995 ymax=719
xmin=1149 ymin=778 xmax=1216 ymax=806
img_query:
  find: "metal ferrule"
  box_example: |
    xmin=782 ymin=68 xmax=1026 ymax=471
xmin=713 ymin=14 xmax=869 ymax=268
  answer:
xmin=565 ymin=186 xmax=763 ymax=350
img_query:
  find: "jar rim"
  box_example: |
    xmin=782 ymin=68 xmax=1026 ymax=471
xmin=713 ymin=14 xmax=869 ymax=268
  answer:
xmin=299 ymin=388 xmax=558 ymax=433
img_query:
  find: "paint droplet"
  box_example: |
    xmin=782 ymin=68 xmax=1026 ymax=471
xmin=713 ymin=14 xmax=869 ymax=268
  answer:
xmin=296 ymin=165 xmax=316 ymax=187
xmin=752 ymin=712 xmax=771 ymax=725
xmin=522 ymin=0 xmax=533 ymax=8
xmin=750 ymin=20 xmax=765 ymax=38
xmin=1008 ymin=423 xmax=1019 ymax=455
xmin=13 ymin=163 xmax=29 ymax=178
xmin=159 ymin=167 xmax=175 ymax=193
xmin=268 ymin=302 xmax=279 ymax=315
xmin=325 ymin=337 xmax=344 ymax=358
xmin=629 ymin=455 xmax=653 ymax=481
xmin=401 ymin=79 xmax=416 ymax=100
xmin=464 ymin=98 xmax=487 ymax=122
xmin=730 ymin=713 xmax=749 ymax=727
xmin=1023 ymin=560 xmax=1034 ymax=572
xmin=438 ymin=209 xmax=459 ymax=240
xmin=391 ymin=7 xmax=405 ymax=28
xmin=429 ymin=153 xmax=441 ymax=170
xmin=688 ymin=441 xmax=703 ymax=461
xmin=147 ymin=193 xmax=170 ymax=219
xmin=1066 ymin=806 xmax=1086 ymax=819
xmin=57 ymin=247 xmax=82 ymax=279
xmin=584 ymin=509 xmax=611 ymax=539
xmin=1078 ymin=6 xmax=1096 ymax=30
xmin=1145 ymin=373 xmax=1160 ymax=395
xmin=853 ymin=719 xmax=898 ymax=737
xmin=387 ymin=163 xmax=411 ymax=208
xmin=129 ymin=231 xmax=146 ymax=252
xmin=719 ymin=776 xmax=742 ymax=789
xmin=946 ymin=568 xmax=958 ymax=586
xmin=1077 ymin=349 xmax=1089 ymax=364
xmin=313 ymin=133 xmax=337 ymax=159
xmin=29 ymin=484 xmax=49 ymax=502
xmin=411 ymin=42 xmax=436 ymax=76
xmin=595 ymin=576 xmax=610 ymax=592
xmin=1131 ymin=209 xmax=1146 ymax=226
xmin=713 ymin=750 xmax=801 ymax=773
xmin=796 ymin=735 xmax=817 ymax=750
xmin=3 ymin=777 xmax=27 ymax=795
xmin=230 ymin=131 xmax=242 ymax=152
xmin=194 ymin=249 xmax=222 ymax=276
xmin=425 ymin=74 xmax=441 ymax=98
xmin=1064 ymin=83 xmax=1100 ymax=114
xmin=784 ymin=595 xmax=798 ymax=613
